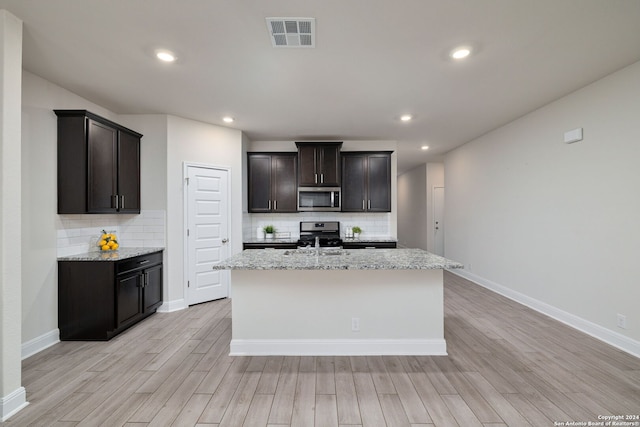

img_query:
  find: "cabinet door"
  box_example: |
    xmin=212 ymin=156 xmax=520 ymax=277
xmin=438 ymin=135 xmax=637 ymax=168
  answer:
xmin=87 ymin=119 xmax=118 ymax=213
xmin=297 ymin=145 xmax=317 ymax=186
xmin=118 ymin=131 xmax=141 ymax=213
xmin=366 ymin=154 xmax=391 ymax=212
xmin=248 ymin=154 xmax=273 ymax=212
xmin=272 ymin=155 xmax=297 ymax=212
xmin=143 ymin=264 xmax=163 ymax=313
xmin=341 ymin=154 xmax=367 ymax=212
xmin=116 ymin=272 xmax=143 ymax=327
xmin=319 ymin=145 xmax=341 ymax=186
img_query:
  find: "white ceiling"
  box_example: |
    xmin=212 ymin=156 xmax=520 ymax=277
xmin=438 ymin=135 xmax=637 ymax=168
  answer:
xmin=2 ymin=0 xmax=640 ymax=173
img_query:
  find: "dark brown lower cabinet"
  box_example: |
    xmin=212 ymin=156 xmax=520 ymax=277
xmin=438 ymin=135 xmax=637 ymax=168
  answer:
xmin=58 ymin=251 xmax=163 ymax=340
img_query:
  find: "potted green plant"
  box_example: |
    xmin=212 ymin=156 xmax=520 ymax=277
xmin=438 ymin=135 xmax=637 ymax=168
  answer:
xmin=263 ymin=225 xmax=275 ymax=239
xmin=352 ymin=226 xmax=362 ymax=238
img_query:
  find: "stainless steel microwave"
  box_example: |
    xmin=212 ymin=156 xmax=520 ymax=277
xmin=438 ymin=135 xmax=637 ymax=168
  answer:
xmin=297 ymin=187 xmax=341 ymax=211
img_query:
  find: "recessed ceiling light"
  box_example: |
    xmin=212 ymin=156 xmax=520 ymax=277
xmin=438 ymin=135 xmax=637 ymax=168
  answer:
xmin=400 ymin=115 xmax=412 ymax=122
xmin=421 ymin=145 xmax=429 ymax=150
xmin=450 ymin=46 xmax=471 ymax=59
xmin=155 ymin=50 xmax=176 ymax=62
xmin=223 ymin=116 xmax=234 ymax=123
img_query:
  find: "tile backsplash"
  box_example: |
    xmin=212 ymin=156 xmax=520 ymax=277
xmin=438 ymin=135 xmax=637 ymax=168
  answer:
xmin=244 ymin=212 xmax=392 ymax=240
xmin=56 ymin=210 xmax=166 ymax=257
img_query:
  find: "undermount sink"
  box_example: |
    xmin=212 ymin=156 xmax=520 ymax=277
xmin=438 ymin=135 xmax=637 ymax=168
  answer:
xmin=283 ymin=248 xmax=348 ymax=256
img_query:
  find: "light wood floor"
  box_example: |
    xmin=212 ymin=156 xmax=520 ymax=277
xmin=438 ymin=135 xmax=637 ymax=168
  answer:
xmin=4 ymin=272 xmax=639 ymax=426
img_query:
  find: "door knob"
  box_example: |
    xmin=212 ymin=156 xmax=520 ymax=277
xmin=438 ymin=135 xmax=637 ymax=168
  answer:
xmin=222 ymin=238 xmax=229 ymax=244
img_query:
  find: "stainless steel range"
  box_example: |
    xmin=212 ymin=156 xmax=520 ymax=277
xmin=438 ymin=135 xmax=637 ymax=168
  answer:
xmin=297 ymin=221 xmax=343 ymax=248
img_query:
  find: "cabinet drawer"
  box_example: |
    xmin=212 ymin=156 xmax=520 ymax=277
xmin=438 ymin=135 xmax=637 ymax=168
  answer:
xmin=116 ymin=252 xmax=162 ymax=275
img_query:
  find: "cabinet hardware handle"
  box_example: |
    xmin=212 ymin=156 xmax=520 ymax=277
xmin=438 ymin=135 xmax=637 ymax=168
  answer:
xmin=120 ymin=195 xmax=125 ymax=209
xmin=368 ymin=200 xmax=371 ymax=210
xmin=268 ymin=200 xmax=271 ymax=210
xmin=321 ymin=173 xmax=324 ymax=184
xmin=362 ymin=200 xmax=365 ymax=210
xmin=315 ymin=173 xmax=318 ymax=184
xmin=113 ymin=195 xmax=119 ymax=209
xmin=274 ymin=200 xmax=277 ymax=210
xmin=139 ymin=260 xmax=150 ymax=265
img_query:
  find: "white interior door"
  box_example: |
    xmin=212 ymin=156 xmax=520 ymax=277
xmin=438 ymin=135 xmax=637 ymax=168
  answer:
xmin=433 ymin=186 xmax=445 ymax=256
xmin=186 ymin=165 xmax=230 ymax=305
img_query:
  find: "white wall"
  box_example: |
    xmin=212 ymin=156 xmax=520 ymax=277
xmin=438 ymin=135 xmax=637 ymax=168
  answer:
xmin=398 ymin=164 xmax=427 ymax=249
xmin=445 ymin=60 xmax=640 ymax=349
xmin=21 ymin=71 xmax=118 ymax=347
xmin=1 ymin=9 xmax=25 ymax=418
xmin=165 ymin=115 xmax=244 ymax=306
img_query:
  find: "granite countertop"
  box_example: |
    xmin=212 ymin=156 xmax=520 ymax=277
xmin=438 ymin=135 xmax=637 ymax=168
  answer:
xmin=213 ymin=248 xmax=462 ymax=271
xmin=58 ymin=247 xmax=164 ymax=261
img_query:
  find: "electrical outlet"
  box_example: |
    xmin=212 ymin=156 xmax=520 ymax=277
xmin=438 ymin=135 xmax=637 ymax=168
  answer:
xmin=616 ymin=314 xmax=627 ymax=329
xmin=351 ymin=317 xmax=360 ymax=332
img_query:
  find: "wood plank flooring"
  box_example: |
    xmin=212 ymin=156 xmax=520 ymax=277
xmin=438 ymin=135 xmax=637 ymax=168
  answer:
xmin=4 ymin=271 xmax=639 ymax=426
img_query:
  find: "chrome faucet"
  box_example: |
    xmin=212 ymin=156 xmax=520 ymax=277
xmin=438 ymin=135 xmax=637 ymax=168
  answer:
xmin=315 ymin=236 xmax=320 ymax=249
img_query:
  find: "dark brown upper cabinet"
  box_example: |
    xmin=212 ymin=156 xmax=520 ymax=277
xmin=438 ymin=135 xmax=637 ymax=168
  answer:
xmin=295 ymin=142 xmax=342 ymax=187
xmin=247 ymin=152 xmax=298 ymax=213
xmin=55 ymin=110 xmax=141 ymax=214
xmin=341 ymin=152 xmax=392 ymax=212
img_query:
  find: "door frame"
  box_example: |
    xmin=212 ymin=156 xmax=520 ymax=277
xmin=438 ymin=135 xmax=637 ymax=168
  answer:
xmin=183 ymin=162 xmax=233 ymax=305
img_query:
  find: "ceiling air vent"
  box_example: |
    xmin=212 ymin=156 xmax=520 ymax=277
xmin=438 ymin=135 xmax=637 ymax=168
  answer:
xmin=265 ymin=17 xmax=316 ymax=48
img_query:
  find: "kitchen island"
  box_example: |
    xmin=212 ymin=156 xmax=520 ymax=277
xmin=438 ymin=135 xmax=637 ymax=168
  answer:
xmin=213 ymin=248 xmax=463 ymax=356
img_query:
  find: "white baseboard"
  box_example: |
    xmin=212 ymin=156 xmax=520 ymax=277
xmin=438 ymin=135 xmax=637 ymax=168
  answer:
xmin=1 ymin=387 xmax=28 ymax=422
xmin=451 ymin=269 xmax=640 ymax=358
xmin=21 ymin=329 xmax=59 ymax=360
xmin=230 ymin=339 xmax=447 ymax=356
xmin=157 ymin=298 xmax=187 ymax=313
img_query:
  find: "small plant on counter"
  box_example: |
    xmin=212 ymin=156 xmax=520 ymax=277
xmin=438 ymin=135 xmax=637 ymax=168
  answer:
xmin=97 ymin=229 xmax=119 ymax=251
xmin=351 ymin=226 xmax=362 ymax=235
xmin=263 ymin=225 xmax=276 ymax=238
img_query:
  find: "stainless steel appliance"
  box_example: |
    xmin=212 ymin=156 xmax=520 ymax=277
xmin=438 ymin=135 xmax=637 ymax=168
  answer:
xmin=297 ymin=221 xmax=343 ymax=247
xmin=297 ymin=187 xmax=341 ymax=212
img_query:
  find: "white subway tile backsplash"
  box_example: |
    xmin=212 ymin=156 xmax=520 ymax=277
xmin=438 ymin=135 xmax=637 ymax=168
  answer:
xmin=244 ymin=212 xmax=393 ymax=240
xmin=144 ymin=210 xmax=165 ymax=218
xmin=56 ymin=210 xmax=166 ymax=256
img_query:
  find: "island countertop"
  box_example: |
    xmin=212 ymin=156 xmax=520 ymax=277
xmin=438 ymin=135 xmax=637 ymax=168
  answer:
xmin=213 ymin=248 xmax=463 ymax=271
